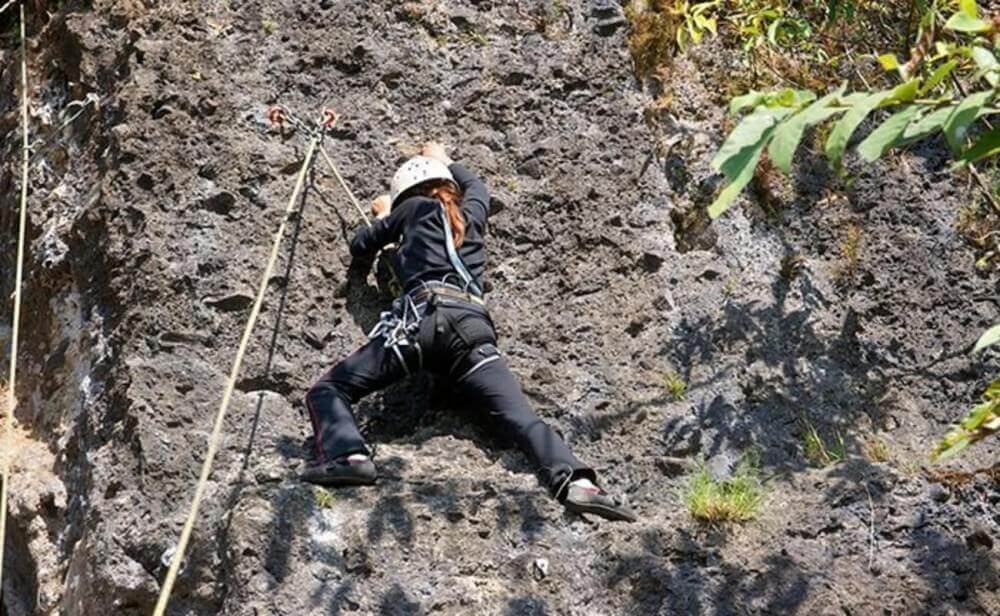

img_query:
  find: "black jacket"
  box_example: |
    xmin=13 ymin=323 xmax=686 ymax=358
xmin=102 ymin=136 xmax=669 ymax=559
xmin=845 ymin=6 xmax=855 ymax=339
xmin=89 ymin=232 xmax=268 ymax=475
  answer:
xmin=351 ymin=163 xmax=489 ymax=293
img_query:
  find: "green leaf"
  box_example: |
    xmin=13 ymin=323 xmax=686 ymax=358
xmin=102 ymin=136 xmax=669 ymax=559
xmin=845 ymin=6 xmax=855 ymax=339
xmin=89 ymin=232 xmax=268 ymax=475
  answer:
xmin=878 ymin=53 xmax=900 ymax=72
xmin=974 ymin=324 xmax=1000 ymax=353
xmin=956 ymin=126 xmax=1000 ymax=165
xmin=764 ymin=88 xmax=817 ymax=108
xmin=881 ymin=79 xmax=920 ymax=105
xmin=931 ymin=398 xmax=1000 ymax=461
xmin=894 ymin=105 xmax=956 ymax=146
xmin=767 ymin=86 xmax=846 ymax=173
xmin=825 ymin=92 xmax=883 ymax=169
xmin=959 ymin=0 xmax=978 ymax=17
xmin=985 ymin=379 xmax=1000 ymax=400
xmin=729 ymin=91 xmax=766 ymax=115
xmin=919 ymin=60 xmax=958 ymax=95
xmin=708 ymin=132 xmax=772 ymax=219
xmin=944 ymin=12 xmax=992 ymax=33
xmin=823 ymin=81 xmax=920 ymax=169
xmin=767 ymin=19 xmax=781 ymax=46
xmin=943 ymin=90 xmax=994 ymax=152
xmin=711 ymin=106 xmax=791 ymax=175
xmin=857 ymin=106 xmax=921 ymax=162
xmin=971 ymin=46 xmax=1000 ymax=87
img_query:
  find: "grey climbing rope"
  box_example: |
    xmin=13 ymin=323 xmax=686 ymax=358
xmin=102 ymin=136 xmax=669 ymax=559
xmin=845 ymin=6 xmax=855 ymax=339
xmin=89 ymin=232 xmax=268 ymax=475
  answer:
xmin=153 ymin=114 xmax=329 ymax=616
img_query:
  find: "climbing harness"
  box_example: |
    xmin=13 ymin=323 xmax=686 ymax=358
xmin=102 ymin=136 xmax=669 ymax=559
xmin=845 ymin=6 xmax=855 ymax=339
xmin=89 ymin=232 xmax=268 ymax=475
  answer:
xmin=0 ymin=1 xmax=29 ymax=595
xmin=153 ymin=107 xmax=333 ymax=616
xmin=367 ymin=295 xmax=427 ymax=376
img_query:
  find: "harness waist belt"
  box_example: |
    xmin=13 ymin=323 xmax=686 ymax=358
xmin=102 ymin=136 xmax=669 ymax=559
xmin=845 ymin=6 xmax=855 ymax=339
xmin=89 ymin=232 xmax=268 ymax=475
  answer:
xmin=412 ymin=285 xmax=486 ymax=308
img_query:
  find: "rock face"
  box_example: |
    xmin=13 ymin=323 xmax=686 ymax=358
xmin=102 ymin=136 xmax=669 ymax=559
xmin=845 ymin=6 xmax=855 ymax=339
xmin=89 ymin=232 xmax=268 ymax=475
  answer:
xmin=1 ymin=1 xmax=998 ymax=614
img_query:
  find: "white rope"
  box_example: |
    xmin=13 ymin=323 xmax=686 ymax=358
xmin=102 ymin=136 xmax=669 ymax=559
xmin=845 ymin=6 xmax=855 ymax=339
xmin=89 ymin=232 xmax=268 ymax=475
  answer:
xmin=0 ymin=0 xmax=18 ymax=17
xmin=0 ymin=0 xmax=29 ymax=593
xmin=318 ymin=144 xmax=370 ymax=227
xmin=152 ymin=136 xmax=320 ymax=616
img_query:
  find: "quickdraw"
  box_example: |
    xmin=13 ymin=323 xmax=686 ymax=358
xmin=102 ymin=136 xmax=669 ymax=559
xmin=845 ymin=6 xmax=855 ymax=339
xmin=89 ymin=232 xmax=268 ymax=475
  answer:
xmin=367 ymin=295 xmax=426 ymax=376
xmin=267 ymin=104 xmax=340 ymax=139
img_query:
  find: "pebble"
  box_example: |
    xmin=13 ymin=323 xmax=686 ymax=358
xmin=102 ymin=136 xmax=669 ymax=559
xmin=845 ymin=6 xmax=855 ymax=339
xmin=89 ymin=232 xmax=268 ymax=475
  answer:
xmin=532 ymin=558 xmax=549 ymax=581
xmin=928 ymin=483 xmax=950 ymax=503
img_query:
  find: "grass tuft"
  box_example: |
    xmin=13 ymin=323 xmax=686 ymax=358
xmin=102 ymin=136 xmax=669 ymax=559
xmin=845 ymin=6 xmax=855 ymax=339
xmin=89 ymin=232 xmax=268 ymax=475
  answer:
xmin=802 ymin=419 xmax=846 ymax=467
xmin=863 ymin=436 xmax=890 ymax=463
xmin=314 ymin=487 xmax=336 ymax=509
xmin=662 ymin=371 xmax=687 ymax=401
xmin=683 ymin=454 xmax=764 ymax=523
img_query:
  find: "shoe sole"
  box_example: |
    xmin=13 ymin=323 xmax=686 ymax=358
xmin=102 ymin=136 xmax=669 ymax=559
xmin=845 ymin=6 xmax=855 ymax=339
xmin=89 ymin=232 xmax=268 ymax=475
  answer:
xmin=564 ymin=500 xmax=637 ymax=523
xmin=301 ymin=474 xmax=377 ymax=487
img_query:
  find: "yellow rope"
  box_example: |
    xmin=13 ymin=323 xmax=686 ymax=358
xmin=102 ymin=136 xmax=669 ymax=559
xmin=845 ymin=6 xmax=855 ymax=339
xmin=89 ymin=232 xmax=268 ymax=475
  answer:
xmin=152 ymin=135 xmax=320 ymax=616
xmin=0 ymin=0 xmax=28 ymax=593
xmin=318 ymin=144 xmax=370 ymax=227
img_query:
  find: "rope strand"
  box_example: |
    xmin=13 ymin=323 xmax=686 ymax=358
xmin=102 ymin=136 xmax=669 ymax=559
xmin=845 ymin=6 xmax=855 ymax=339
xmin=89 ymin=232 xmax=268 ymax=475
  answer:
xmin=152 ymin=136 xmax=320 ymax=616
xmin=0 ymin=0 xmax=29 ymax=593
xmin=318 ymin=144 xmax=370 ymax=227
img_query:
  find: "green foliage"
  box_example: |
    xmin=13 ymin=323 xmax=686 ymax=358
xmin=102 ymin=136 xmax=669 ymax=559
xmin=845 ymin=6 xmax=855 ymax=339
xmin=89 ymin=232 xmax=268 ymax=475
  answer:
xmin=707 ymin=4 xmax=1000 ymax=218
xmin=931 ymin=325 xmax=1000 ymax=461
xmin=727 ymin=0 xmax=814 ymax=51
xmin=625 ymin=0 xmax=720 ymax=77
xmin=684 ymin=453 xmax=765 ymax=523
xmin=932 ymin=378 xmax=1000 ymax=461
xmin=663 ymin=371 xmax=688 ymax=401
xmin=677 ymin=1 xmax=721 ymax=50
xmin=956 ymin=125 xmax=1000 ymax=165
xmin=974 ymin=324 xmax=1000 ymax=353
xmin=802 ymin=420 xmax=846 ymax=466
xmin=314 ymin=487 xmax=336 ymax=509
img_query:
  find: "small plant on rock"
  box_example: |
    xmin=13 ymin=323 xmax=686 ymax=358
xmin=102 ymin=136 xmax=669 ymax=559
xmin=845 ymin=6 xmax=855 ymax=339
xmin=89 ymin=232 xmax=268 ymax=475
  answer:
xmin=835 ymin=222 xmax=863 ymax=283
xmin=314 ymin=487 xmax=336 ymax=509
xmin=662 ymin=371 xmax=688 ymax=401
xmin=863 ymin=436 xmax=891 ymax=463
xmin=684 ymin=453 xmax=764 ymax=523
xmin=802 ymin=418 xmax=847 ymax=466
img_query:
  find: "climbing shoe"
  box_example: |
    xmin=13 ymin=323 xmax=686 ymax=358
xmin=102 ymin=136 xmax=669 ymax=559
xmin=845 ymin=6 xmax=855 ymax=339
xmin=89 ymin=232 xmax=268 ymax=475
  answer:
xmin=562 ymin=480 xmax=637 ymax=522
xmin=300 ymin=454 xmax=377 ymax=487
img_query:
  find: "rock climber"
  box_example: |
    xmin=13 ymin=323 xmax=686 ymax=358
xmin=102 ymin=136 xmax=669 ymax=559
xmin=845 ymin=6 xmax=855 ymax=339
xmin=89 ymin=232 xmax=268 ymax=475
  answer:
xmin=300 ymin=142 xmax=636 ymax=522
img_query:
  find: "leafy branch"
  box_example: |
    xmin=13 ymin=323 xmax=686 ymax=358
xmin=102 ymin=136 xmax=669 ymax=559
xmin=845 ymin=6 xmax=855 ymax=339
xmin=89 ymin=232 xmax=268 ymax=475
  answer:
xmin=708 ymin=1 xmax=1000 ymax=218
xmin=931 ymin=325 xmax=1000 ymax=461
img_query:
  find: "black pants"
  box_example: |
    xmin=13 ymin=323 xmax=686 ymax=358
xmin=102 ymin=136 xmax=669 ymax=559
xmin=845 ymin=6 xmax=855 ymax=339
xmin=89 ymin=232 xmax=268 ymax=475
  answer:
xmin=305 ymin=297 xmax=595 ymax=495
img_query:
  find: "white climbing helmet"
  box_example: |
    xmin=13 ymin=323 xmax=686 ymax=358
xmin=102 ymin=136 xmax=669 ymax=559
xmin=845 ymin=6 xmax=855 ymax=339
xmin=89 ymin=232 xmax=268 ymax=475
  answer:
xmin=390 ymin=156 xmax=455 ymax=207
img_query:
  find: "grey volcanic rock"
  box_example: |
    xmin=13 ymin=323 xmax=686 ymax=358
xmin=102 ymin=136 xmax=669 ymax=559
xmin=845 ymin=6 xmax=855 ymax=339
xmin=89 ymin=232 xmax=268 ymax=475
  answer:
xmin=1 ymin=1 xmax=998 ymax=615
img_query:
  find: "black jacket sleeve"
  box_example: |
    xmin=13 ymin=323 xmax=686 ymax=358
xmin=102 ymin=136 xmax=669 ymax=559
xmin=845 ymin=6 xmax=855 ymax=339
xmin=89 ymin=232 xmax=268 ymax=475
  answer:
xmin=449 ymin=163 xmax=490 ymax=228
xmin=350 ymin=202 xmax=408 ymax=257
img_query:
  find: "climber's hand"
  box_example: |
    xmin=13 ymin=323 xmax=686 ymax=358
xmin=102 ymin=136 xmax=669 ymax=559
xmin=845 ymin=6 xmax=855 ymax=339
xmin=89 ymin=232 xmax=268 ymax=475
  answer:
xmin=421 ymin=141 xmax=453 ymax=165
xmin=371 ymin=194 xmax=391 ymax=219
